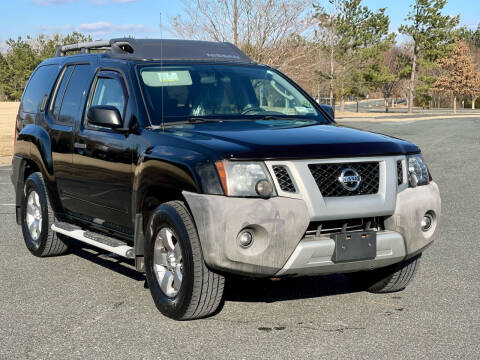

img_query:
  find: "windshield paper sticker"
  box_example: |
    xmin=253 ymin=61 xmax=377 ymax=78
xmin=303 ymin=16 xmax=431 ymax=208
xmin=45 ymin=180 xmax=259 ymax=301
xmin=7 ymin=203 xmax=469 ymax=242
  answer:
xmin=141 ymin=70 xmax=193 ymax=87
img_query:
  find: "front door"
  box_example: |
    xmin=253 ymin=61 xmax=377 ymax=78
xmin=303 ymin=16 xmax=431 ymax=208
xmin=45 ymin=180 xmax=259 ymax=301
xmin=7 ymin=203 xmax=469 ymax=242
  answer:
xmin=71 ymin=70 xmax=133 ymax=233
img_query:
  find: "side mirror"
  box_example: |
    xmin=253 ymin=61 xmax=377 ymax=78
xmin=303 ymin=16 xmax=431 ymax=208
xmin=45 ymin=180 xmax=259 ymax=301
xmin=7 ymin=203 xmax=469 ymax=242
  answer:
xmin=320 ymin=104 xmax=335 ymax=120
xmin=87 ymin=105 xmax=123 ymax=129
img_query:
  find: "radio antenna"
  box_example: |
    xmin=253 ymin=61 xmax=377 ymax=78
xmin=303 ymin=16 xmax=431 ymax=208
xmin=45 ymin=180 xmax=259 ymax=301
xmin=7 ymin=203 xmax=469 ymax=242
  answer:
xmin=160 ymin=12 xmax=165 ymax=130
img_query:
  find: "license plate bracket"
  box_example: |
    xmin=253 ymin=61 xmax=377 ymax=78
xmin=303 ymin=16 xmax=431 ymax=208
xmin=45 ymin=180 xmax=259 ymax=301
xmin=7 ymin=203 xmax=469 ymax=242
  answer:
xmin=331 ymin=231 xmax=377 ymax=263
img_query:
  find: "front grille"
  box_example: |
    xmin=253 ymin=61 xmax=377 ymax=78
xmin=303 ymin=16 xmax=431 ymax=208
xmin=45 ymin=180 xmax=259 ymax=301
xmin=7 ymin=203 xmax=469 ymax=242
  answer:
xmin=308 ymin=162 xmax=380 ymax=197
xmin=397 ymin=160 xmax=403 ymax=185
xmin=272 ymin=165 xmax=296 ymax=193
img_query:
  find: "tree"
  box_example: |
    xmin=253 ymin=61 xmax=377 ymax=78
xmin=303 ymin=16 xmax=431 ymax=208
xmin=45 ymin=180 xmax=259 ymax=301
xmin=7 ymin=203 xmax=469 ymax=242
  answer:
xmin=0 ymin=32 xmax=93 ymax=101
xmin=313 ymin=3 xmax=340 ymax=105
xmin=1 ymin=37 xmax=39 ymax=101
xmin=457 ymin=24 xmax=480 ymax=109
xmin=399 ymin=0 xmax=459 ymax=113
xmin=0 ymin=52 xmax=7 ymax=100
xmin=472 ymin=86 xmax=480 ymax=110
xmin=33 ymin=32 xmax=92 ymax=59
xmin=458 ymin=24 xmax=480 ymax=49
xmin=369 ymin=48 xmax=405 ymax=112
xmin=170 ymin=0 xmax=313 ymax=64
xmin=434 ymin=41 xmax=480 ymax=113
xmin=314 ymin=0 xmax=394 ymax=111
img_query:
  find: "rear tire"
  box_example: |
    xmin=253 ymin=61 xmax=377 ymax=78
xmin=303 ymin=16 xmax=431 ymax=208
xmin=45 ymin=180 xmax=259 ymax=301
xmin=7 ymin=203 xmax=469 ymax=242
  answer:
xmin=21 ymin=172 xmax=68 ymax=257
xmin=144 ymin=200 xmax=225 ymax=320
xmin=346 ymin=254 xmax=422 ymax=293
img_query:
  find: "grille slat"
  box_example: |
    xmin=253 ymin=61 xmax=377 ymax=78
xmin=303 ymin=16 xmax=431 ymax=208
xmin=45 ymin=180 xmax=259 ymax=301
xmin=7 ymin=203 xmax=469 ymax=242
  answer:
xmin=272 ymin=165 xmax=296 ymax=193
xmin=397 ymin=160 xmax=403 ymax=185
xmin=308 ymin=162 xmax=380 ymax=197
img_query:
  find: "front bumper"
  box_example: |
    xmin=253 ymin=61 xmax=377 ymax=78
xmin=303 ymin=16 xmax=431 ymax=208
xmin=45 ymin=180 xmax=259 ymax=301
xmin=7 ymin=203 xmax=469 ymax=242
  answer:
xmin=183 ymin=181 xmax=441 ymax=277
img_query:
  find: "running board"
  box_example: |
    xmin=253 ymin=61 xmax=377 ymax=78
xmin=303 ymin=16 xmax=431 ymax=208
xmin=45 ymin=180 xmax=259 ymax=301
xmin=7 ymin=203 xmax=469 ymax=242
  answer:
xmin=52 ymin=222 xmax=135 ymax=259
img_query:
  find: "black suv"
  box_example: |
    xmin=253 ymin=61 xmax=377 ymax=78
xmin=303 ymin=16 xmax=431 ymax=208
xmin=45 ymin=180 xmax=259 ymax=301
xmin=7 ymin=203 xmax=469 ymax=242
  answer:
xmin=11 ymin=38 xmax=441 ymax=320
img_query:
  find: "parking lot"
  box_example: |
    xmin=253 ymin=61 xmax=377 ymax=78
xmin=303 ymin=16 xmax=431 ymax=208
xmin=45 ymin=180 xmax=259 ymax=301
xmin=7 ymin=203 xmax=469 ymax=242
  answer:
xmin=0 ymin=117 xmax=479 ymax=359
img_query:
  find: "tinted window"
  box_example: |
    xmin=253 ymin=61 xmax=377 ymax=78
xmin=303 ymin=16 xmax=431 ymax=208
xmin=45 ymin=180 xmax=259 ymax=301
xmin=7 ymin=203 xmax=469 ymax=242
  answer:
xmin=91 ymin=77 xmax=126 ymax=116
xmin=58 ymin=65 xmax=92 ymax=125
xmin=51 ymin=65 xmax=74 ymax=122
xmin=21 ymin=65 xmax=59 ymax=114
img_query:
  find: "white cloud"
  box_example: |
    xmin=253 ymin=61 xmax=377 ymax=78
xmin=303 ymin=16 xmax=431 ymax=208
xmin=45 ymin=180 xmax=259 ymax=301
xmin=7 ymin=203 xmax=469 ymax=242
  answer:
xmin=32 ymin=0 xmax=139 ymax=5
xmin=40 ymin=21 xmax=150 ymax=37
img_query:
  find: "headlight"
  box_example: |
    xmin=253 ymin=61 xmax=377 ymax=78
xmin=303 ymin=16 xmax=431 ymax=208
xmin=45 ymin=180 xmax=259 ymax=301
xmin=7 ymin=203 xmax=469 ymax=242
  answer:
xmin=215 ymin=161 xmax=276 ymax=198
xmin=407 ymin=154 xmax=429 ymax=187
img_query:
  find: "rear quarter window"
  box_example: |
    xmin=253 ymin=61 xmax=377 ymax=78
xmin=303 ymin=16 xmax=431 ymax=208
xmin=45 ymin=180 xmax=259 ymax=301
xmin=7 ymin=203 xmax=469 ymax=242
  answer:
xmin=50 ymin=65 xmax=74 ymax=122
xmin=57 ymin=64 xmax=93 ymax=125
xmin=21 ymin=64 xmax=59 ymax=114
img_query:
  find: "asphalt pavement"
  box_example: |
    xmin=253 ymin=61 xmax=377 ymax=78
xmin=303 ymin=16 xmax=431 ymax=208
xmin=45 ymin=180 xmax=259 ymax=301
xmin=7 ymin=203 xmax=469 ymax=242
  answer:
xmin=0 ymin=117 xmax=479 ymax=359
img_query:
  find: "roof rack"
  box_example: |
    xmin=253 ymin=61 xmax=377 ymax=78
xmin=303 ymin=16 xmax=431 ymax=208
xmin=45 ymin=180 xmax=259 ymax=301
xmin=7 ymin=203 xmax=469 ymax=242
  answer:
xmin=55 ymin=38 xmax=254 ymax=63
xmin=55 ymin=39 xmax=133 ymax=57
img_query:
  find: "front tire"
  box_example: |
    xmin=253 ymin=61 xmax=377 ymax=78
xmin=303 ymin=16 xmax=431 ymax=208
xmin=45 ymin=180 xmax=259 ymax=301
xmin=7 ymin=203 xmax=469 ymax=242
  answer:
xmin=346 ymin=254 xmax=422 ymax=293
xmin=144 ymin=201 xmax=225 ymax=320
xmin=21 ymin=172 xmax=68 ymax=257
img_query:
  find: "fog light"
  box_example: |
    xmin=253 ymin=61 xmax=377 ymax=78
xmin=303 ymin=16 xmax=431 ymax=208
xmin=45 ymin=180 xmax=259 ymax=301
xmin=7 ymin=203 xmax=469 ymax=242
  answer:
xmin=421 ymin=213 xmax=433 ymax=232
xmin=238 ymin=231 xmax=253 ymax=248
xmin=255 ymin=179 xmax=273 ymax=198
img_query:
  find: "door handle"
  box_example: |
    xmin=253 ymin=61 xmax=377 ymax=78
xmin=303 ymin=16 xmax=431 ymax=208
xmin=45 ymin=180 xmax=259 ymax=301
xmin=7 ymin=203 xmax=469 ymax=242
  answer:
xmin=74 ymin=142 xmax=87 ymax=150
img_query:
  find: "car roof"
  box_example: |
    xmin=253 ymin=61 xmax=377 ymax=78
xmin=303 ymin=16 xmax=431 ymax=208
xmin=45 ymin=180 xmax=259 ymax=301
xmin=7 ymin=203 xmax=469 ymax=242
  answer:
xmin=53 ymin=38 xmax=255 ymax=64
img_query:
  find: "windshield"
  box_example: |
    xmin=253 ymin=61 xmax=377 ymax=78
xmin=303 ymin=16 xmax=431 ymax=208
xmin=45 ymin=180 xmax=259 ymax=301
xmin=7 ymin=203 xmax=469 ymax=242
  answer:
xmin=137 ymin=64 xmax=327 ymax=125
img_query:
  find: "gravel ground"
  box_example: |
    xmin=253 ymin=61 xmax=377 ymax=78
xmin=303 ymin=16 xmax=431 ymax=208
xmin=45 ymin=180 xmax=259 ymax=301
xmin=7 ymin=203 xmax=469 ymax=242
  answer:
xmin=0 ymin=117 xmax=479 ymax=359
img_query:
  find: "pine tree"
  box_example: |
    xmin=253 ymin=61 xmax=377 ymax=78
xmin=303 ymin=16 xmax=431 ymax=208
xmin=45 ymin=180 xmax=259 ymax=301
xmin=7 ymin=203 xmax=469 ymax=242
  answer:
xmin=399 ymin=0 xmax=459 ymax=113
xmin=0 ymin=32 xmax=93 ymax=101
xmin=0 ymin=53 xmax=8 ymax=100
xmin=434 ymin=41 xmax=480 ymax=113
xmin=2 ymin=37 xmax=39 ymax=101
xmin=314 ymin=0 xmax=394 ymax=111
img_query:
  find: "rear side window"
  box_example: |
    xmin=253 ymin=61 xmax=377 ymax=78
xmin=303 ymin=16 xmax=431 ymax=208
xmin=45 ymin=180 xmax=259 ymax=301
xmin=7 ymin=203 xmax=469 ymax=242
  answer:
xmin=57 ymin=64 xmax=92 ymax=125
xmin=50 ymin=65 xmax=74 ymax=121
xmin=21 ymin=65 xmax=58 ymax=114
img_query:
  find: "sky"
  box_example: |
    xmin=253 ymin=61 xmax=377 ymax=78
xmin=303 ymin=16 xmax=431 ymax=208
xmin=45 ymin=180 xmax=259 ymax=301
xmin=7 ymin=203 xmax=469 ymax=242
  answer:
xmin=0 ymin=0 xmax=478 ymax=49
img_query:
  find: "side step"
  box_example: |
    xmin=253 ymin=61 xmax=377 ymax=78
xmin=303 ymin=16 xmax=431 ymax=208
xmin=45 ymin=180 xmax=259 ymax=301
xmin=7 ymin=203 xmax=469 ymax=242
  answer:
xmin=52 ymin=222 xmax=135 ymax=259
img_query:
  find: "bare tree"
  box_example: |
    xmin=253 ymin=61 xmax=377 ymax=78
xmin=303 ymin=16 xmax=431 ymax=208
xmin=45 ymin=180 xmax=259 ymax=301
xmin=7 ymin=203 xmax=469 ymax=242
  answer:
xmin=170 ymin=0 xmax=313 ymax=63
xmin=313 ymin=7 xmax=340 ymax=105
xmin=378 ymin=48 xmax=405 ymax=112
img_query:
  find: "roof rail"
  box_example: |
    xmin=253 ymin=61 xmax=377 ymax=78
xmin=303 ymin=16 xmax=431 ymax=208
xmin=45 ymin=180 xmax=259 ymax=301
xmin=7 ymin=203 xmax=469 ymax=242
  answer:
xmin=56 ymin=39 xmax=136 ymax=57
xmin=55 ymin=38 xmax=253 ymax=63
xmin=56 ymin=40 xmax=111 ymax=57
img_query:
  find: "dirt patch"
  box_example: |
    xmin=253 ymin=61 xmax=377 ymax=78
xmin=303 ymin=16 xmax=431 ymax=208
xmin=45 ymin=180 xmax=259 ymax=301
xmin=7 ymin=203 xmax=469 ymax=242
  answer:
xmin=0 ymin=102 xmax=18 ymax=165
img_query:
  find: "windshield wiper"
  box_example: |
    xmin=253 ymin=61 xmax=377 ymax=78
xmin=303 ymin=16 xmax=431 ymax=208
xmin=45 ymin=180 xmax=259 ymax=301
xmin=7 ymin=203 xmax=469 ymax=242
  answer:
xmin=160 ymin=117 xmax=223 ymax=126
xmin=186 ymin=117 xmax=221 ymax=123
xmin=259 ymin=115 xmax=287 ymax=120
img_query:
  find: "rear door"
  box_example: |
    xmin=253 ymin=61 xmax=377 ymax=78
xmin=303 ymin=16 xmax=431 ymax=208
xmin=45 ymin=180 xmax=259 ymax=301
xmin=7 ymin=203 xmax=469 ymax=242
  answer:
xmin=47 ymin=63 xmax=93 ymax=212
xmin=71 ymin=69 xmax=133 ymax=233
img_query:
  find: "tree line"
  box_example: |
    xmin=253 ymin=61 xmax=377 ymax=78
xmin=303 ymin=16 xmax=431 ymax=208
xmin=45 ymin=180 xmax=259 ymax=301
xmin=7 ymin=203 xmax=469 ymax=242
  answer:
xmin=0 ymin=32 xmax=92 ymax=101
xmin=171 ymin=0 xmax=479 ymax=112
xmin=1 ymin=0 xmax=479 ymax=113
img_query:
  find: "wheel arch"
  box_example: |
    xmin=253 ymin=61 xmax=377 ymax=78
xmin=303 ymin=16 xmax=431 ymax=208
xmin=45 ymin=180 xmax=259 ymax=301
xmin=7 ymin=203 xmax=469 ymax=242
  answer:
xmin=13 ymin=123 xmax=64 ymax=223
xmin=132 ymin=156 xmax=201 ymax=269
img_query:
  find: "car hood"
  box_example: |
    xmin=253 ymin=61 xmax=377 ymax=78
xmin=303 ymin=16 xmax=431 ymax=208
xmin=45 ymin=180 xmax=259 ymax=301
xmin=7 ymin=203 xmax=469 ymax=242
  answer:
xmin=163 ymin=120 xmax=419 ymax=160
